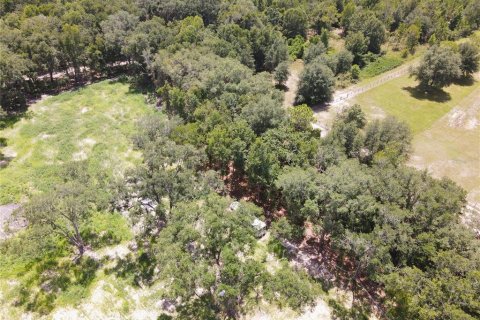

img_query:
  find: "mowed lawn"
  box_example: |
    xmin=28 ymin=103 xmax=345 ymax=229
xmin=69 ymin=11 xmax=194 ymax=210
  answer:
xmin=353 ymin=75 xmax=480 ymax=201
xmin=0 ymin=80 xmax=152 ymax=204
xmin=409 ymin=85 xmax=480 ymax=203
xmin=353 ymin=75 xmax=480 ymax=134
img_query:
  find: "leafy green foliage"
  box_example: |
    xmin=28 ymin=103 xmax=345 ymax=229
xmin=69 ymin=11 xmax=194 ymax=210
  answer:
xmin=23 ymin=161 xmax=110 ymax=258
xmin=335 ymin=50 xmax=354 ymax=74
xmin=303 ymin=42 xmax=327 ymax=64
xmin=282 ymin=8 xmax=307 ymax=38
xmin=275 ymin=166 xmax=321 ymax=224
xmin=362 ymin=116 xmax=412 ymax=165
xmin=287 ymin=35 xmax=305 ymax=59
xmin=360 ymin=55 xmax=403 ymax=79
xmin=288 ymin=104 xmax=314 ymax=131
xmin=411 ymin=45 xmax=462 ymax=89
xmin=349 ymin=11 xmax=386 ymax=54
xmin=459 ymin=41 xmax=479 ymax=75
xmin=263 ymin=264 xmax=320 ymax=309
xmin=152 ymin=194 xmax=261 ymax=317
xmin=274 ymin=61 xmax=289 ymax=86
xmin=206 ymin=120 xmax=255 ymax=171
xmin=345 ymin=32 xmax=368 ymax=65
xmin=240 ymin=96 xmax=286 ymax=134
xmin=2 ymin=1 xmax=480 ymax=319
xmin=296 ymin=60 xmax=335 ymax=105
xmin=0 ymin=44 xmax=29 ymax=109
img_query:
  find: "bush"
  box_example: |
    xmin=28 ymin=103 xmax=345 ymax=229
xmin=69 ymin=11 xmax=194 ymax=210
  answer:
xmin=274 ymin=61 xmax=290 ymax=86
xmin=288 ymin=35 xmax=305 ymax=59
xmin=351 ymin=64 xmax=360 ymax=80
xmin=360 ymin=55 xmax=403 ymax=78
xmin=335 ymin=50 xmax=354 ymax=74
xmin=296 ymin=61 xmax=335 ymax=105
xmin=303 ymin=42 xmax=326 ymax=63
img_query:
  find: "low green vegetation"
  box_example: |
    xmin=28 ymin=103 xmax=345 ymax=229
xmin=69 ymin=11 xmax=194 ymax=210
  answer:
xmin=0 ymin=80 xmax=143 ymax=314
xmin=0 ymin=210 xmax=131 ymax=313
xmin=359 ymin=55 xmax=403 ymax=79
xmin=354 ymin=75 xmax=480 ymax=134
xmin=1 ymin=0 xmax=479 ymax=319
xmin=0 ymin=80 xmax=152 ymax=204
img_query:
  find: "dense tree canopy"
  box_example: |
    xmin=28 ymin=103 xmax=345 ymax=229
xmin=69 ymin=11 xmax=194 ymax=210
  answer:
xmin=459 ymin=41 xmax=480 ymax=76
xmin=1 ymin=1 xmax=479 ymax=319
xmin=0 ymin=0 xmax=478 ymax=111
xmin=296 ymin=59 xmax=335 ymax=105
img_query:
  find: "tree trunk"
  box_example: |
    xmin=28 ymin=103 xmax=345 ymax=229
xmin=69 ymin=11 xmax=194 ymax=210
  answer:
xmin=72 ymin=220 xmax=86 ymax=262
xmin=78 ymin=241 xmax=85 ymax=257
xmin=72 ymin=238 xmax=86 ymax=264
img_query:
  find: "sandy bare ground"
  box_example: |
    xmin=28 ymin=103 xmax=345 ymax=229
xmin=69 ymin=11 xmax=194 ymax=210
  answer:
xmin=0 ymin=204 xmax=23 ymax=240
xmin=281 ymin=239 xmax=384 ymax=319
xmin=283 ymin=60 xmax=305 ymax=108
xmin=282 ymin=58 xmax=419 ymax=135
xmin=408 ymin=82 xmax=480 ymax=213
xmin=312 ymin=59 xmax=420 ymax=135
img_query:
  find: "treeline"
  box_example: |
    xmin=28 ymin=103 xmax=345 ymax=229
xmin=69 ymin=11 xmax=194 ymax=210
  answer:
xmin=1 ymin=0 xmax=479 ymax=110
xmin=2 ymin=0 xmax=479 ymax=319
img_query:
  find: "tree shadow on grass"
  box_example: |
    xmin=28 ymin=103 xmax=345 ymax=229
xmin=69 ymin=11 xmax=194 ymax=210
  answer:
xmin=402 ymin=86 xmax=451 ymax=102
xmin=454 ymin=75 xmax=475 ymax=87
xmin=104 ymin=251 xmax=156 ymax=286
xmin=109 ymin=71 xmax=156 ymax=95
xmin=17 ymin=256 xmax=100 ymax=315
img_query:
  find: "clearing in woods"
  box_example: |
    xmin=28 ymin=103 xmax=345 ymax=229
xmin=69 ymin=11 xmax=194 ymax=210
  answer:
xmin=352 ymin=74 xmax=480 ymax=203
xmin=283 ymin=55 xmax=480 ymax=204
xmin=0 ymin=79 xmax=153 ymax=205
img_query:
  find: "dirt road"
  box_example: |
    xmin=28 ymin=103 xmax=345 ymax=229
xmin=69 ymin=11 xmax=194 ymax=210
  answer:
xmin=283 ymin=58 xmax=420 ymax=134
xmin=283 ymin=60 xmax=305 ymax=107
xmin=316 ymin=59 xmax=420 ymax=134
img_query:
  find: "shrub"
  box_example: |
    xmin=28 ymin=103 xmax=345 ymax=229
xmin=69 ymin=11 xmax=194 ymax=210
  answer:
xmin=296 ymin=61 xmax=335 ymax=104
xmin=351 ymin=64 xmax=360 ymax=80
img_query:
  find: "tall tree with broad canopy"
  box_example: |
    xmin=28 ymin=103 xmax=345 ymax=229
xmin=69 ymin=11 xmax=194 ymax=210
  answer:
xmin=152 ymin=194 xmax=263 ymax=318
xmin=22 ymin=162 xmax=105 ymax=260
xmin=296 ymin=60 xmax=335 ymax=105
xmin=411 ymin=45 xmax=462 ymax=89
xmin=282 ymin=7 xmax=307 ymax=38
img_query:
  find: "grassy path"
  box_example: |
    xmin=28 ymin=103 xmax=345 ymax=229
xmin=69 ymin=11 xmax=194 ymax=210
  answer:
xmin=283 ymin=60 xmax=304 ymax=107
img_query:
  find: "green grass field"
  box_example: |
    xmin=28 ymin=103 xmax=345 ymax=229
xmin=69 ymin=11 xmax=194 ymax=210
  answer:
xmin=354 ymin=76 xmax=480 ymax=134
xmin=408 ymin=84 xmax=480 ymax=203
xmin=0 ymin=79 xmax=153 ymax=204
xmin=0 ymin=80 xmax=149 ymax=316
xmin=353 ymin=75 xmax=480 ymax=201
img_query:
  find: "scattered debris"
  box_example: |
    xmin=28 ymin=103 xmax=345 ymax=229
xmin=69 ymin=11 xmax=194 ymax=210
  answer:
xmin=229 ymin=201 xmax=240 ymax=211
xmin=252 ymin=218 xmax=267 ymax=238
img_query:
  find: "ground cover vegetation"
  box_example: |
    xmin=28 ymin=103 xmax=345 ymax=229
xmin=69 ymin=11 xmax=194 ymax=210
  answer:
xmin=0 ymin=0 xmax=479 ymax=319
